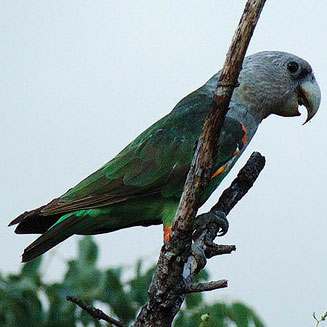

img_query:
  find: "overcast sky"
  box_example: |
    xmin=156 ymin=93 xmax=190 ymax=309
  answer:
xmin=1 ymin=1 xmax=327 ymax=326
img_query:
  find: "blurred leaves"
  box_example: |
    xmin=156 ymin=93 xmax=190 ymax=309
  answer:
xmin=0 ymin=236 xmax=265 ymax=327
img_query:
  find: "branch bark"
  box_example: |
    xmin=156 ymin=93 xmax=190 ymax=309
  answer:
xmin=134 ymin=1 xmax=266 ymax=326
xmin=185 ymin=280 xmax=228 ymax=293
xmin=66 ymin=296 xmax=126 ymax=327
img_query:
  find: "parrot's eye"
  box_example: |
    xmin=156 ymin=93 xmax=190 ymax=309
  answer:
xmin=287 ymin=61 xmax=299 ymax=74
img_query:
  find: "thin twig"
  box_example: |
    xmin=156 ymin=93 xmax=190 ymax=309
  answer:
xmin=204 ymin=244 xmax=236 ymax=258
xmin=313 ymin=311 xmax=327 ymax=327
xmin=186 ymin=280 xmax=228 ymax=293
xmin=66 ymin=295 xmax=126 ymax=327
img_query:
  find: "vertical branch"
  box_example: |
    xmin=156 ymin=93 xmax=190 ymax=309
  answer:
xmin=134 ymin=1 xmax=266 ymax=326
xmin=172 ymin=0 xmax=266 ymax=240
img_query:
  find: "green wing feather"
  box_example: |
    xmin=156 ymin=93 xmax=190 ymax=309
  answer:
xmin=41 ymin=89 xmax=212 ymax=216
xmin=10 ymin=85 xmax=247 ymax=262
xmin=34 ymin=86 xmax=247 ymax=218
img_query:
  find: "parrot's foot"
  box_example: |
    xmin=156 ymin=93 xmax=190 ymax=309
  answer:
xmin=193 ymin=210 xmax=229 ymax=238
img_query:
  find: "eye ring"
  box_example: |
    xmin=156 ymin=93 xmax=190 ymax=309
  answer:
xmin=287 ymin=61 xmax=299 ymax=74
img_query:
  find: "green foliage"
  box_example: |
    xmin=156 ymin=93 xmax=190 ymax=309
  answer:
xmin=0 ymin=237 xmax=265 ymax=327
xmin=175 ymin=299 xmax=264 ymax=327
xmin=313 ymin=310 xmax=327 ymax=327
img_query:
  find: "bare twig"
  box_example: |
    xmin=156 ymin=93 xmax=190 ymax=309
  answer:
xmin=186 ymin=280 xmax=228 ymax=293
xmin=313 ymin=310 xmax=327 ymax=327
xmin=204 ymin=244 xmax=236 ymax=258
xmin=66 ymin=295 xmax=126 ymax=327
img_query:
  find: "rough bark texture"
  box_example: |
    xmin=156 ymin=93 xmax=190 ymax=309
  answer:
xmin=133 ymin=1 xmax=266 ymax=326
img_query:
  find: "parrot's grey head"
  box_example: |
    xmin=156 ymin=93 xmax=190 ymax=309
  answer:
xmin=232 ymin=51 xmax=321 ymax=124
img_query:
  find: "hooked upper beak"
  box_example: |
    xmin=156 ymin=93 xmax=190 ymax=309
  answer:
xmin=297 ymin=74 xmax=321 ymax=125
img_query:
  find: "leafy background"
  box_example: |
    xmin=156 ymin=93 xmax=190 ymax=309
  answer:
xmin=0 ymin=237 xmax=264 ymax=327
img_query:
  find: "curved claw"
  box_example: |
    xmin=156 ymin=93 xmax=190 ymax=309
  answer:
xmin=215 ymin=211 xmax=229 ymax=236
xmin=193 ymin=210 xmax=229 ymax=238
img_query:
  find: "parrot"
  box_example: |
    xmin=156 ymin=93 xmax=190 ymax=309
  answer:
xmin=9 ymin=51 xmax=321 ymax=262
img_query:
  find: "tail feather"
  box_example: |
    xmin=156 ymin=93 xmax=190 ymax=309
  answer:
xmin=9 ymin=206 xmax=61 ymax=234
xmin=21 ymin=214 xmax=85 ymax=262
xmin=10 ymin=207 xmax=87 ymax=262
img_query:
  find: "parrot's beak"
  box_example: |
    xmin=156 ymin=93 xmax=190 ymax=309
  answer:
xmin=297 ymin=74 xmax=321 ymax=125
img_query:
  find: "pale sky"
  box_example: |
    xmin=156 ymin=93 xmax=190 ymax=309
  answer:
xmin=1 ymin=1 xmax=327 ymax=326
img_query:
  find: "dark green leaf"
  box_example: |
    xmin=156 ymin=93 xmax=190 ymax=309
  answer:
xmin=78 ymin=236 xmax=98 ymax=265
xmin=21 ymin=256 xmax=42 ymax=280
xmin=0 ymin=236 xmax=265 ymax=327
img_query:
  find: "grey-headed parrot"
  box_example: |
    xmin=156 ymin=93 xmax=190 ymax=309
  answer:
xmin=9 ymin=51 xmax=321 ymax=262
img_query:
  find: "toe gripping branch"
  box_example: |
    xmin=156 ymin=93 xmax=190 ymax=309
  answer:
xmin=191 ymin=151 xmax=266 ymax=271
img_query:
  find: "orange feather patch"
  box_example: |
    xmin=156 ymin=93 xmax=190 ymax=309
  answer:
xmin=163 ymin=225 xmax=171 ymax=242
xmin=211 ymin=165 xmax=227 ymax=179
xmin=241 ymin=122 xmax=247 ymax=144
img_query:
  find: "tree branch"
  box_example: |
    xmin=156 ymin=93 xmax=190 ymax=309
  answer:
xmin=211 ymin=151 xmax=266 ymax=216
xmin=204 ymin=244 xmax=236 ymax=258
xmin=134 ymin=1 xmax=266 ymax=325
xmin=66 ymin=295 xmax=126 ymax=327
xmin=171 ymin=0 xmax=266 ymax=239
xmin=186 ymin=280 xmax=228 ymax=293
